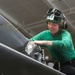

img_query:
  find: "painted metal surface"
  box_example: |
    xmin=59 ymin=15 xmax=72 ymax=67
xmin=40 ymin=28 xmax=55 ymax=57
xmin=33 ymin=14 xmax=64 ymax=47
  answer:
xmin=0 ymin=15 xmax=28 ymax=52
xmin=0 ymin=43 xmax=65 ymax=75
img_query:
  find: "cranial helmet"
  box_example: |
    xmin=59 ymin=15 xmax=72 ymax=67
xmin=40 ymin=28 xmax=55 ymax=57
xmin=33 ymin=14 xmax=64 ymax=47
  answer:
xmin=46 ymin=8 xmax=68 ymax=29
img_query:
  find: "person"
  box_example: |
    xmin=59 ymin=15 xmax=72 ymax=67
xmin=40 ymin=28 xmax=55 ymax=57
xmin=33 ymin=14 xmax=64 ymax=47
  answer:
xmin=29 ymin=8 xmax=75 ymax=75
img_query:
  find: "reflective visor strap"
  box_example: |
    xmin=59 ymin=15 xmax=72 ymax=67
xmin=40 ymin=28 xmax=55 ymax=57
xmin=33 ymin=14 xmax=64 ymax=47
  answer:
xmin=46 ymin=19 xmax=61 ymax=24
xmin=46 ymin=14 xmax=62 ymax=23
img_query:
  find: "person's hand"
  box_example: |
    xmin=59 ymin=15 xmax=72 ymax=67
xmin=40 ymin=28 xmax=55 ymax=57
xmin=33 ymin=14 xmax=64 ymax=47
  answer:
xmin=25 ymin=41 xmax=36 ymax=55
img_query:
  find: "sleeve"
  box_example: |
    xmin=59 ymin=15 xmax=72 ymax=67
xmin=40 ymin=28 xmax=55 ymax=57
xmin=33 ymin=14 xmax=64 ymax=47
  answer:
xmin=29 ymin=31 xmax=48 ymax=48
xmin=52 ymin=31 xmax=73 ymax=49
xmin=29 ymin=31 xmax=46 ymax=41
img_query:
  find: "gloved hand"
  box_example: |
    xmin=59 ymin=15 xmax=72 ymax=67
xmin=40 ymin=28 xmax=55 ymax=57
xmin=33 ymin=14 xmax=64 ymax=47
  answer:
xmin=25 ymin=41 xmax=37 ymax=55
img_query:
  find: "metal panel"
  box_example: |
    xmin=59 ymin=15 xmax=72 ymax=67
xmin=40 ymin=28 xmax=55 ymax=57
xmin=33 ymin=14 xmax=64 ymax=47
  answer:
xmin=0 ymin=15 xmax=28 ymax=51
xmin=0 ymin=43 xmax=65 ymax=75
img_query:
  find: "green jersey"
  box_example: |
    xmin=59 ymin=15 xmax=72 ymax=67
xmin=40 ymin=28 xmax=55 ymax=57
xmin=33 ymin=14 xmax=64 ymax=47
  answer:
xmin=30 ymin=30 xmax=75 ymax=63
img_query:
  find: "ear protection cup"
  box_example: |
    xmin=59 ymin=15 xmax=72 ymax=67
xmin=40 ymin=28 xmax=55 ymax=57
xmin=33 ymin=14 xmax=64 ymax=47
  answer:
xmin=59 ymin=20 xmax=68 ymax=29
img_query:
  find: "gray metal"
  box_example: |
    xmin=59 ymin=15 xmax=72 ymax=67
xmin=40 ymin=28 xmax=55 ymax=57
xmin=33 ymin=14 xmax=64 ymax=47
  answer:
xmin=0 ymin=15 xmax=28 ymax=52
xmin=0 ymin=43 xmax=65 ymax=75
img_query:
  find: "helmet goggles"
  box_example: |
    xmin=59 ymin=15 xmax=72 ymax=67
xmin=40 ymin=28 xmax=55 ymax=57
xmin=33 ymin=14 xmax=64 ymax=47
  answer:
xmin=46 ymin=8 xmax=65 ymax=23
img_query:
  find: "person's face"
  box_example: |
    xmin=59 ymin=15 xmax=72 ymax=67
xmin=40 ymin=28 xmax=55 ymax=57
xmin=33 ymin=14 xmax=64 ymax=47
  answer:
xmin=48 ymin=22 xmax=59 ymax=35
